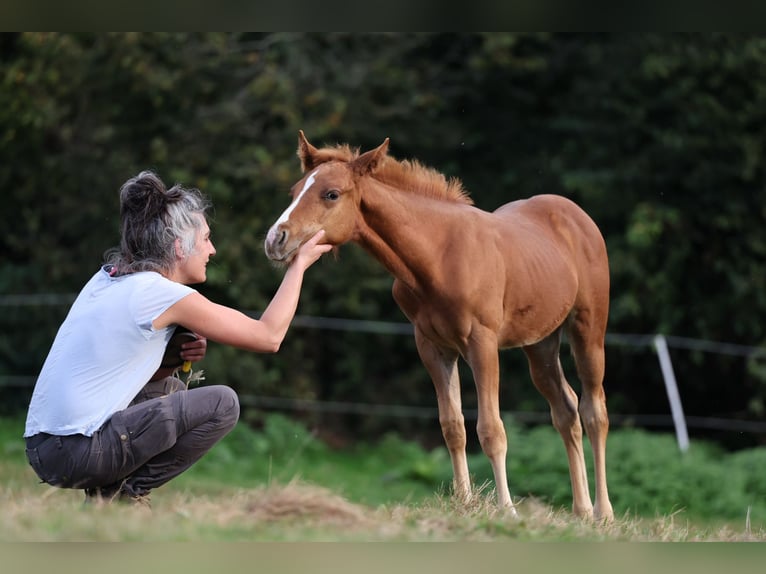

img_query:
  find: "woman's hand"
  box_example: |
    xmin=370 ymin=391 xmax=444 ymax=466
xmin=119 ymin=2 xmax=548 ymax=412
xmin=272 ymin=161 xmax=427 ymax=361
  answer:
xmin=149 ymin=332 xmax=207 ymax=381
xmin=291 ymin=230 xmax=333 ymax=271
xmin=180 ymin=335 xmax=207 ymax=364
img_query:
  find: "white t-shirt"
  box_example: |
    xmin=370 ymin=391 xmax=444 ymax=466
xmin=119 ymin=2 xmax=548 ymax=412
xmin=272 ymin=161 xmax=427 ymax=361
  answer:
xmin=24 ymin=267 xmax=196 ymax=437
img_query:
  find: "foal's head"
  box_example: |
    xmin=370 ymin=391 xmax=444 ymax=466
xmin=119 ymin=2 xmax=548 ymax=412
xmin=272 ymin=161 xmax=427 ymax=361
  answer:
xmin=264 ymin=130 xmax=389 ymax=264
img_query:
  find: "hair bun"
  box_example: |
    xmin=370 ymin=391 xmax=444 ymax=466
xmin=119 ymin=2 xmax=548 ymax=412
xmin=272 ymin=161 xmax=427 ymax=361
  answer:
xmin=120 ymin=170 xmax=179 ymax=221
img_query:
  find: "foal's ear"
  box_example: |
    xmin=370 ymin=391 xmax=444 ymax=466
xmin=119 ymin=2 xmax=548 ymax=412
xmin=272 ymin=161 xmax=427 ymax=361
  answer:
xmin=351 ymin=138 xmax=390 ymax=176
xmin=297 ymin=130 xmax=321 ymax=172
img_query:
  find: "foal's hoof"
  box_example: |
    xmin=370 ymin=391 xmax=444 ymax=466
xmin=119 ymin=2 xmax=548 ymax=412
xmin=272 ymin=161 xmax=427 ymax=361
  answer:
xmin=593 ymin=502 xmax=615 ymax=524
xmin=595 ymin=511 xmax=615 ymax=524
xmin=498 ymin=499 xmax=519 ymax=519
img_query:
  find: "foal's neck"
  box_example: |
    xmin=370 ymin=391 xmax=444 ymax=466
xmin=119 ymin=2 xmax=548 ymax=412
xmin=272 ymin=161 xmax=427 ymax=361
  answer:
xmin=356 ymin=181 xmax=464 ymax=291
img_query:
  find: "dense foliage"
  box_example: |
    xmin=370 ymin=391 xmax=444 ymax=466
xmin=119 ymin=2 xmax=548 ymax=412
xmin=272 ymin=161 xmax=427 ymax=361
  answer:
xmin=2 ymin=33 xmax=765 ymax=447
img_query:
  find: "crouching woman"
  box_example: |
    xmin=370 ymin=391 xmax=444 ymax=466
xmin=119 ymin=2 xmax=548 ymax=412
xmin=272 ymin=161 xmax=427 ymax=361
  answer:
xmin=23 ymin=171 xmax=331 ymax=505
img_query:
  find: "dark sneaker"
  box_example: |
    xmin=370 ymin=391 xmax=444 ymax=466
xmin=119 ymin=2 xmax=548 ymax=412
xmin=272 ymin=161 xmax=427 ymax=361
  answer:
xmin=83 ymin=483 xmax=122 ymax=505
xmin=83 ymin=480 xmax=150 ymax=509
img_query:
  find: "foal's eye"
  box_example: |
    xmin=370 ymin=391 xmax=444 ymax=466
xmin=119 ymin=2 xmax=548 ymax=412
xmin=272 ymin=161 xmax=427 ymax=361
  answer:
xmin=324 ymin=190 xmax=340 ymax=201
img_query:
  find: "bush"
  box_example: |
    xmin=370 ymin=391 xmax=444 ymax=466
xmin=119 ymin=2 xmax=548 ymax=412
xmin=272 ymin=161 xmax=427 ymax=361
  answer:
xmin=464 ymin=421 xmax=764 ymax=521
xmin=605 ymin=429 xmax=751 ymax=519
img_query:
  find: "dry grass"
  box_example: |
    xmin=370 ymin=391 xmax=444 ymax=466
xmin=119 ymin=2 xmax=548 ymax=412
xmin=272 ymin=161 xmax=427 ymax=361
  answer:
xmin=1 ymin=473 xmax=762 ymax=542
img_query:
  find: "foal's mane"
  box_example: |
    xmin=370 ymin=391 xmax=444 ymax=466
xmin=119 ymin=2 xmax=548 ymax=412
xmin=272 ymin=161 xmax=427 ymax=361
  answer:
xmin=321 ymin=144 xmax=473 ymax=205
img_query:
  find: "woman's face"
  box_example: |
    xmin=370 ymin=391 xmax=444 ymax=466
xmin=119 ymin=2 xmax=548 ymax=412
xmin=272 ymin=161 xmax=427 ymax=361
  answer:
xmin=174 ymin=217 xmax=216 ymax=285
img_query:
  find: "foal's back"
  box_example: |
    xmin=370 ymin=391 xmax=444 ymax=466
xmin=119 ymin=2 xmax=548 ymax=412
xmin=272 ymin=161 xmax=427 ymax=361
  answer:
xmin=493 ymin=194 xmax=606 ymax=256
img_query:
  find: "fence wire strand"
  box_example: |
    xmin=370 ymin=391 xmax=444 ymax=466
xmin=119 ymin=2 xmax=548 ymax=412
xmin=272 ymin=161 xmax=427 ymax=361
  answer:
xmin=3 ymin=295 xmax=766 ymax=436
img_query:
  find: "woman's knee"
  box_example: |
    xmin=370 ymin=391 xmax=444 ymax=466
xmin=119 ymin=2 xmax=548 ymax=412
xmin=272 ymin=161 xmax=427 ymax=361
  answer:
xmin=182 ymin=385 xmax=240 ymax=433
xmin=214 ymin=385 xmax=240 ymax=426
xmin=199 ymin=385 xmax=240 ymax=429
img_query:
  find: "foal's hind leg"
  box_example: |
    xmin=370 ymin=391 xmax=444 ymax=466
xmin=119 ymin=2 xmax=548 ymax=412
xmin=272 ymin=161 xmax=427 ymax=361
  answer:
xmin=413 ymin=329 xmax=471 ymax=504
xmin=523 ymin=328 xmax=594 ymax=519
xmin=566 ymin=313 xmax=614 ymax=522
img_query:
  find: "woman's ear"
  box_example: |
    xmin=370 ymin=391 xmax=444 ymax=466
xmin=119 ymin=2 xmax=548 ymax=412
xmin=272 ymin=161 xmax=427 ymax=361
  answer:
xmin=174 ymin=238 xmax=185 ymax=259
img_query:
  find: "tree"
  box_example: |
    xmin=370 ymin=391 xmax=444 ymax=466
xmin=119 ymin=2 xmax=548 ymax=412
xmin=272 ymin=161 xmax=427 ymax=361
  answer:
xmin=2 ymin=33 xmax=765 ymax=447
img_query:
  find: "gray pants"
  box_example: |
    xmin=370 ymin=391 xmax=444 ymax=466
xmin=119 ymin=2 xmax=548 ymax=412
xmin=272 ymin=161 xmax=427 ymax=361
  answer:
xmin=24 ymin=378 xmax=240 ymax=497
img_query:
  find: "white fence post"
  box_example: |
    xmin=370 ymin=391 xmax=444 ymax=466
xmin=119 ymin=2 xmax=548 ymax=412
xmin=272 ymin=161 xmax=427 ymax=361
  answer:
xmin=654 ymin=334 xmax=690 ymax=452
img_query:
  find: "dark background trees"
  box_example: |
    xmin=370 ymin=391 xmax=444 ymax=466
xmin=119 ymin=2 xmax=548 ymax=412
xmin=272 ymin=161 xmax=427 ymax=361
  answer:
xmin=2 ymin=33 xmax=765 ymax=448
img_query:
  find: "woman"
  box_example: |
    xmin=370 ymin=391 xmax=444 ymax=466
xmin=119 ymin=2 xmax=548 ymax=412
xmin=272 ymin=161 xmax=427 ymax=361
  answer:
xmin=23 ymin=170 xmax=331 ymax=506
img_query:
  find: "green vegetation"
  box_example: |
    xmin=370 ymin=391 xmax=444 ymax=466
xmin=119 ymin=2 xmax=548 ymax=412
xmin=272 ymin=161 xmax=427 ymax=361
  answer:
xmin=2 ymin=33 xmax=766 ymax=542
xmin=2 ymin=33 xmax=766 ymax=449
xmin=184 ymin=414 xmax=766 ymax=523
xmin=2 ymin=414 xmax=764 ymax=541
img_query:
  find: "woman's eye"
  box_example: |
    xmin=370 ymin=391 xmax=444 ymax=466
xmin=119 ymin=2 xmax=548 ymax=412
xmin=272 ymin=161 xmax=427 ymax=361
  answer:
xmin=324 ymin=190 xmax=340 ymax=201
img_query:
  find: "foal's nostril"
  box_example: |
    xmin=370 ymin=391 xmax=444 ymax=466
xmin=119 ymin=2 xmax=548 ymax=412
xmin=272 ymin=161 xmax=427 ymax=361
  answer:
xmin=278 ymin=229 xmax=288 ymax=246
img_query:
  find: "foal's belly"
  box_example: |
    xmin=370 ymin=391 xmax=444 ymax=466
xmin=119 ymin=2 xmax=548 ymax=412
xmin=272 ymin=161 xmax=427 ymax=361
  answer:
xmin=497 ymin=301 xmax=573 ymax=348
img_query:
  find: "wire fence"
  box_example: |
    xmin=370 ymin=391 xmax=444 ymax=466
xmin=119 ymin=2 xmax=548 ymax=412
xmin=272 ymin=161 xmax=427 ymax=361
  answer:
xmin=3 ymin=294 xmax=766 ymax=442
xmin=237 ymin=394 xmax=766 ymax=433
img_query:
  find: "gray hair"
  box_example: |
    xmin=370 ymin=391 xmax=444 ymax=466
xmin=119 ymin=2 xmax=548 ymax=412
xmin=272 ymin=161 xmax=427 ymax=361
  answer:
xmin=104 ymin=170 xmax=212 ymax=275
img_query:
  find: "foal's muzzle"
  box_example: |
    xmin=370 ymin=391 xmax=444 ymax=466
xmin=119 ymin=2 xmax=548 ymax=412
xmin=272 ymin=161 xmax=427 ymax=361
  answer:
xmin=264 ymin=225 xmax=293 ymax=262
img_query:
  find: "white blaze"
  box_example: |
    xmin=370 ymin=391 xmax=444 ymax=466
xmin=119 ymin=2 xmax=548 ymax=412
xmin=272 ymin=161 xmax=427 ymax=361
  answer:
xmin=266 ymin=169 xmax=318 ymax=245
xmin=276 ymin=169 xmax=318 ymax=226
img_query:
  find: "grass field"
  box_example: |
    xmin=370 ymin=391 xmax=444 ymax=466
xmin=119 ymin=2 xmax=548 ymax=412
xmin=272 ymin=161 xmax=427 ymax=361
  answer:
xmin=2 ymin=414 xmax=765 ymax=542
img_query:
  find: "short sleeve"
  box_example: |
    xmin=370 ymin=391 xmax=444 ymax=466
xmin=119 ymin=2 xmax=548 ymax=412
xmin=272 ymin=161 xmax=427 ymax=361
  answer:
xmin=129 ymin=273 xmax=197 ymax=338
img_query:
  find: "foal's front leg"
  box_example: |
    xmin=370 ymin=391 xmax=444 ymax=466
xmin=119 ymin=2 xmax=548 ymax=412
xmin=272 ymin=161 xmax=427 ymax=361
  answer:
xmin=413 ymin=329 xmax=471 ymax=503
xmin=465 ymin=328 xmax=516 ymax=514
